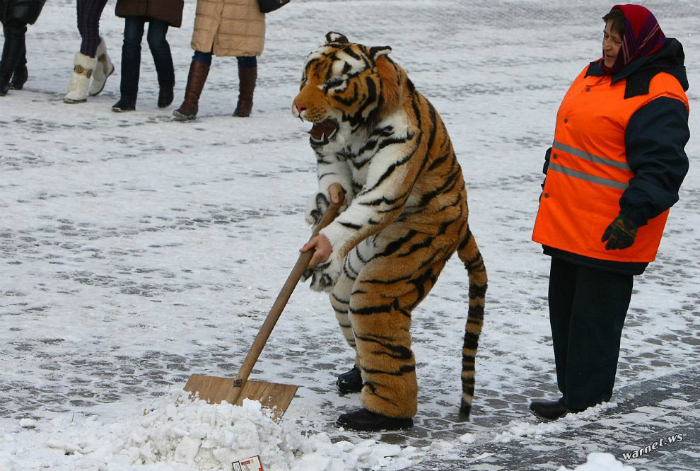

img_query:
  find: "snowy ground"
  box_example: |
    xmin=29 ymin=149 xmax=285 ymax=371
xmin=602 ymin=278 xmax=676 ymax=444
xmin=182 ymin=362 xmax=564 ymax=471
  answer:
xmin=1 ymin=0 xmax=699 ymax=470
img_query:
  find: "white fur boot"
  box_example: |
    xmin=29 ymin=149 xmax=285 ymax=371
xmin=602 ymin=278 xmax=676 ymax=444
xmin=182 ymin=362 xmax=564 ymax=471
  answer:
xmin=89 ymin=37 xmax=114 ymax=97
xmin=64 ymin=52 xmax=97 ymax=104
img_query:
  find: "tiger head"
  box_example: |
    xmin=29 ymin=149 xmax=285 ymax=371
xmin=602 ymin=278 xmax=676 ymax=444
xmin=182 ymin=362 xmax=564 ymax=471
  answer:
xmin=292 ymin=32 xmax=405 ymax=148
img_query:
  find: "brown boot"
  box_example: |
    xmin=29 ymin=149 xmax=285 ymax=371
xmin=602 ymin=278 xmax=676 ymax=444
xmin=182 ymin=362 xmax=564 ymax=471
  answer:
xmin=173 ymin=60 xmax=210 ymax=121
xmin=233 ymin=65 xmax=257 ymax=117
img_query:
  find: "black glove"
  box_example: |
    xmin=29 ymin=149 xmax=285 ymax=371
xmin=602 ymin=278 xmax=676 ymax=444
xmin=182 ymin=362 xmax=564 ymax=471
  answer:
xmin=602 ymin=215 xmax=638 ymax=250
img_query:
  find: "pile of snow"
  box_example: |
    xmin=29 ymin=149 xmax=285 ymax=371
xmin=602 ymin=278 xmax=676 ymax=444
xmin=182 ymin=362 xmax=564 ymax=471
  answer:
xmin=492 ymin=419 xmax=567 ymax=443
xmin=557 ymin=452 xmax=636 ymax=471
xmin=491 ymin=402 xmax=620 ymax=443
xmin=0 ymin=393 xmax=423 ymax=471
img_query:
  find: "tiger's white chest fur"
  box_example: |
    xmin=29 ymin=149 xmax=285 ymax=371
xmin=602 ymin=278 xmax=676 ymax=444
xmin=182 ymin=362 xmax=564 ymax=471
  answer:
xmin=315 ymin=110 xmax=413 ymax=198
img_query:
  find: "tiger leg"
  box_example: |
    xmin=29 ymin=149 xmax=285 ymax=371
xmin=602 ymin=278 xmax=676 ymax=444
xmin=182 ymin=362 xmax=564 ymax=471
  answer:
xmin=330 ymin=241 xmax=371 ymax=361
xmin=456 ymin=226 xmax=487 ymax=417
xmin=350 ymin=232 xmax=449 ymax=419
xmin=330 ymin=268 xmax=357 ymax=354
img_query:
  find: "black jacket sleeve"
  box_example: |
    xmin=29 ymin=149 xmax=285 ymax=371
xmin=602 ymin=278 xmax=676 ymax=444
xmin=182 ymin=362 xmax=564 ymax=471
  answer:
xmin=620 ymin=96 xmax=690 ymax=227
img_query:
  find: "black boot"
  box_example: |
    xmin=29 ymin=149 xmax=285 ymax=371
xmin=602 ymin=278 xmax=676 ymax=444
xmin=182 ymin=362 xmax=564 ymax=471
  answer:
xmin=10 ymin=63 xmax=27 ymax=90
xmin=337 ymin=366 xmax=363 ymax=394
xmin=529 ymin=399 xmax=571 ymax=421
xmin=112 ymin=96 xmax=137 ymax=112
xmin=337 ymin=408 xmax=414 ymax=431
xmin=158 ymin=86 xmax=174 ymax=108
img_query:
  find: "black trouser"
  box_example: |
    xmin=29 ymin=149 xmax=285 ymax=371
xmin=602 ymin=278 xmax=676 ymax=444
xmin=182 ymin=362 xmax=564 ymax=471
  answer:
xmin=0 ymin=20 xmax=26 ymax=83
xmin=120 ymin=16 xmax=174 ymax=99
xmin=548 ymin=257 xmax=633 ymax=411
xmin=76 ymin=0 xmax=108 ymax=57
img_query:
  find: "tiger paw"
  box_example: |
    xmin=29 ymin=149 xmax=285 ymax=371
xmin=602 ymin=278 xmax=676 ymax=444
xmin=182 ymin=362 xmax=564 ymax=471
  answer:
xmin=303 ymin=252 xmax=343 ymax=292
xmin=305 ymin=192 xmax=331 ymax=226
xmin=305 ymin=188 xmax=350 ymax=226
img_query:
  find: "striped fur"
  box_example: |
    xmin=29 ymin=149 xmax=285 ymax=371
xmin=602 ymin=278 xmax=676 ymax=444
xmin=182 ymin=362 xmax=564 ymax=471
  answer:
xmin=293 ymin=33 xmax=487 ymax=419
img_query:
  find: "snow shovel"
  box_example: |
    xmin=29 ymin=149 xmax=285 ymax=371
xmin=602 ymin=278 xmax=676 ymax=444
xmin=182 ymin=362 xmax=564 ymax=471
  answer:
xmin=184 ymin=195 xmax=344 ymax=420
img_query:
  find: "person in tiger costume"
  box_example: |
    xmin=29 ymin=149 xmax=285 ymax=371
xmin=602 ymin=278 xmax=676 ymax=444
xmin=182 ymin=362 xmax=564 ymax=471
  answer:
xmin=295 ymin=32 xmax=488 ymax=431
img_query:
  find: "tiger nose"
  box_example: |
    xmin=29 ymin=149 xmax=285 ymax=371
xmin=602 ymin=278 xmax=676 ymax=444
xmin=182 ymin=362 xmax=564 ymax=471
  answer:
xmin=296 ymin=104 xmax=307 ymax=114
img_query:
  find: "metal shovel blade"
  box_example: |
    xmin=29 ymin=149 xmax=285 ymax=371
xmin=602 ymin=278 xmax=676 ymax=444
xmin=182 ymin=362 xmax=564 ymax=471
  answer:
xmin=184 ymin=374 xmax=298 ymax=421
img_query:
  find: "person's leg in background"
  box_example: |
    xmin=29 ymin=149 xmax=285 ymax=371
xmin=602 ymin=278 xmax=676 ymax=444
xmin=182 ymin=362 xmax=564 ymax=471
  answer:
xmin=87 ymin=0 xmax=114 ymax=97
xmin=113 ymin=16 xmax=145 ymax=112
xmin=172 ymin=50 xmax=211 ymax=121
xmin=0 ymin=19 xmax=27 ymax=96
xmin=66 ymin=0 xmax=112 ymax=103
xmin=9 ymin=36 xmax=27 ymax=90
xmin=145 ymin=18 xmax=175 ymax=109
xmin=78 ymin=0 xmax=108 ymax=59
xmin=233 ymin=55 xmax=257 ymax=117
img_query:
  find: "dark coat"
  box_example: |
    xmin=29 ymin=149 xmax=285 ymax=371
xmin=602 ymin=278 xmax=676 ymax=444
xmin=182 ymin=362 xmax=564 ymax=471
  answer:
xmin=115 ymin=0 xmax=184 ymax=28
xmin=1 ymin=0 xmax=45 ymax=25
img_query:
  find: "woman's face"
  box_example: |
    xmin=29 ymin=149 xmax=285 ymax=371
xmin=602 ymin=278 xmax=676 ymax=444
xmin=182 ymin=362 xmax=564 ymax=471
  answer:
xmin=602 ymin=19 xmax=623 ymax=68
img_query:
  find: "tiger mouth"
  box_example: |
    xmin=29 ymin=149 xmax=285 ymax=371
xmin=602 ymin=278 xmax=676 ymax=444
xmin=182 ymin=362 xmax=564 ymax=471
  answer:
xmin=309 ymin=119 xmax=339 ymax=146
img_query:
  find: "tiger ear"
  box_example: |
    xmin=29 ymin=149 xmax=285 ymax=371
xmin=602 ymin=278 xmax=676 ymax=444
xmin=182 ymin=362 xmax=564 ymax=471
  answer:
xmin=326 ymin=32 xmax=349 ymax=44
xmin=370 ymin=46 xmax=392 ymax=61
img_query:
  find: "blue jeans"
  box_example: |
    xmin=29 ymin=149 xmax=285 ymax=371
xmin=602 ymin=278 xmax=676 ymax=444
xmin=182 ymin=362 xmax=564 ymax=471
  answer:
xmin=120 ymin=16 xmax=174 ymax=99
xmin=192 ymin=50 xmax=256 ymax=68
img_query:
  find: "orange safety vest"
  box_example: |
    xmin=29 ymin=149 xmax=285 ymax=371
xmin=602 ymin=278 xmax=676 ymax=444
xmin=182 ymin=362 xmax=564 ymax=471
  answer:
xmin=533 ymin=66 xmax=689 ymax=263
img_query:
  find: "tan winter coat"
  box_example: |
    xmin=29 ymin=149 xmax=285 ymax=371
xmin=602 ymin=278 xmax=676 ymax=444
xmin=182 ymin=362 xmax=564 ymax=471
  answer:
xmin=191 ymin=0 xmax=265 ymax=57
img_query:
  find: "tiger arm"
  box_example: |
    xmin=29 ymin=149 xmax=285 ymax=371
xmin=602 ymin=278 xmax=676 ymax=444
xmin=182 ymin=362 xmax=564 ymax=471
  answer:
xmin=320 ymin=127 xmax=425 ymax=261
xmin=305 ymin=155 xmax=354 ymax=225
xmin=303 ymin=126 xmax=426 ymax=292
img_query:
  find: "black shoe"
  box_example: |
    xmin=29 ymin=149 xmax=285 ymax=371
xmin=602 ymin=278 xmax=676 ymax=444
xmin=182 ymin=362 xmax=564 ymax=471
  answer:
xmin=337 ymin=408 xmax=413 ymax=431
xmin=529 ymin=400 xmax=570 ymax=421
xmin=337 ymin=366 xmax=363 ymax=394
xmin=10 ymin=64 xmax=28 ymax=90
xmin=0 ymin=81 xmax=9 ymax=96
xmin=158 ymin=86 xmax=174 ymax=109
xmin=112 ymin=97 xmax=136 ymax=112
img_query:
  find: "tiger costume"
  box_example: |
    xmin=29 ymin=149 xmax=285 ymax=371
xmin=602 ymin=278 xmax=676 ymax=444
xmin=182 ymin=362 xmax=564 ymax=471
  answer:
xmin=293 ymin=33 xmax=487 ymax=430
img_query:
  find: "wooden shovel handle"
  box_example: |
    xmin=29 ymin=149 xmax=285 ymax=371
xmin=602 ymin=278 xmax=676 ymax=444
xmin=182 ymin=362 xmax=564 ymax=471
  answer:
xmin=224 ymin=195 xmax=345 ymax=405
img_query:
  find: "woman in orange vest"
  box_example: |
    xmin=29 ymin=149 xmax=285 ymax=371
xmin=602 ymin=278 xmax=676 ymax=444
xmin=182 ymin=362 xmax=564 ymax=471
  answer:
xmin=531 ymin=4 xmax=689 ymax=420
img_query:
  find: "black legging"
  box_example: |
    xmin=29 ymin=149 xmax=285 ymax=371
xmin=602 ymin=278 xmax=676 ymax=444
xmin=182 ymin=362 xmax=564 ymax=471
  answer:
xmin=0 ymin=20 xmax=27 ymax=82
xmin=76 ymin=0 xmax=108 ymax=57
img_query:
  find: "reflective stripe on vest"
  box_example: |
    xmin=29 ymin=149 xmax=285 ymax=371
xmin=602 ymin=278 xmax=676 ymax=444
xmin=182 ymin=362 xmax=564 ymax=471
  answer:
xmin=548 ymin=162 xmax=628 ymax=190
xmin=550 ymin=140 xmax=630 ymax=190
xmin=552 ymin=141 xmax=630 ymax=171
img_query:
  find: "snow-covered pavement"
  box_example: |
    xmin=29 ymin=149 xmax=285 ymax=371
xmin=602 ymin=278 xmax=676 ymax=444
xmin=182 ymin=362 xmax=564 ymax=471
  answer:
xmin=1 ymin=1 xmax=699 ymax=470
